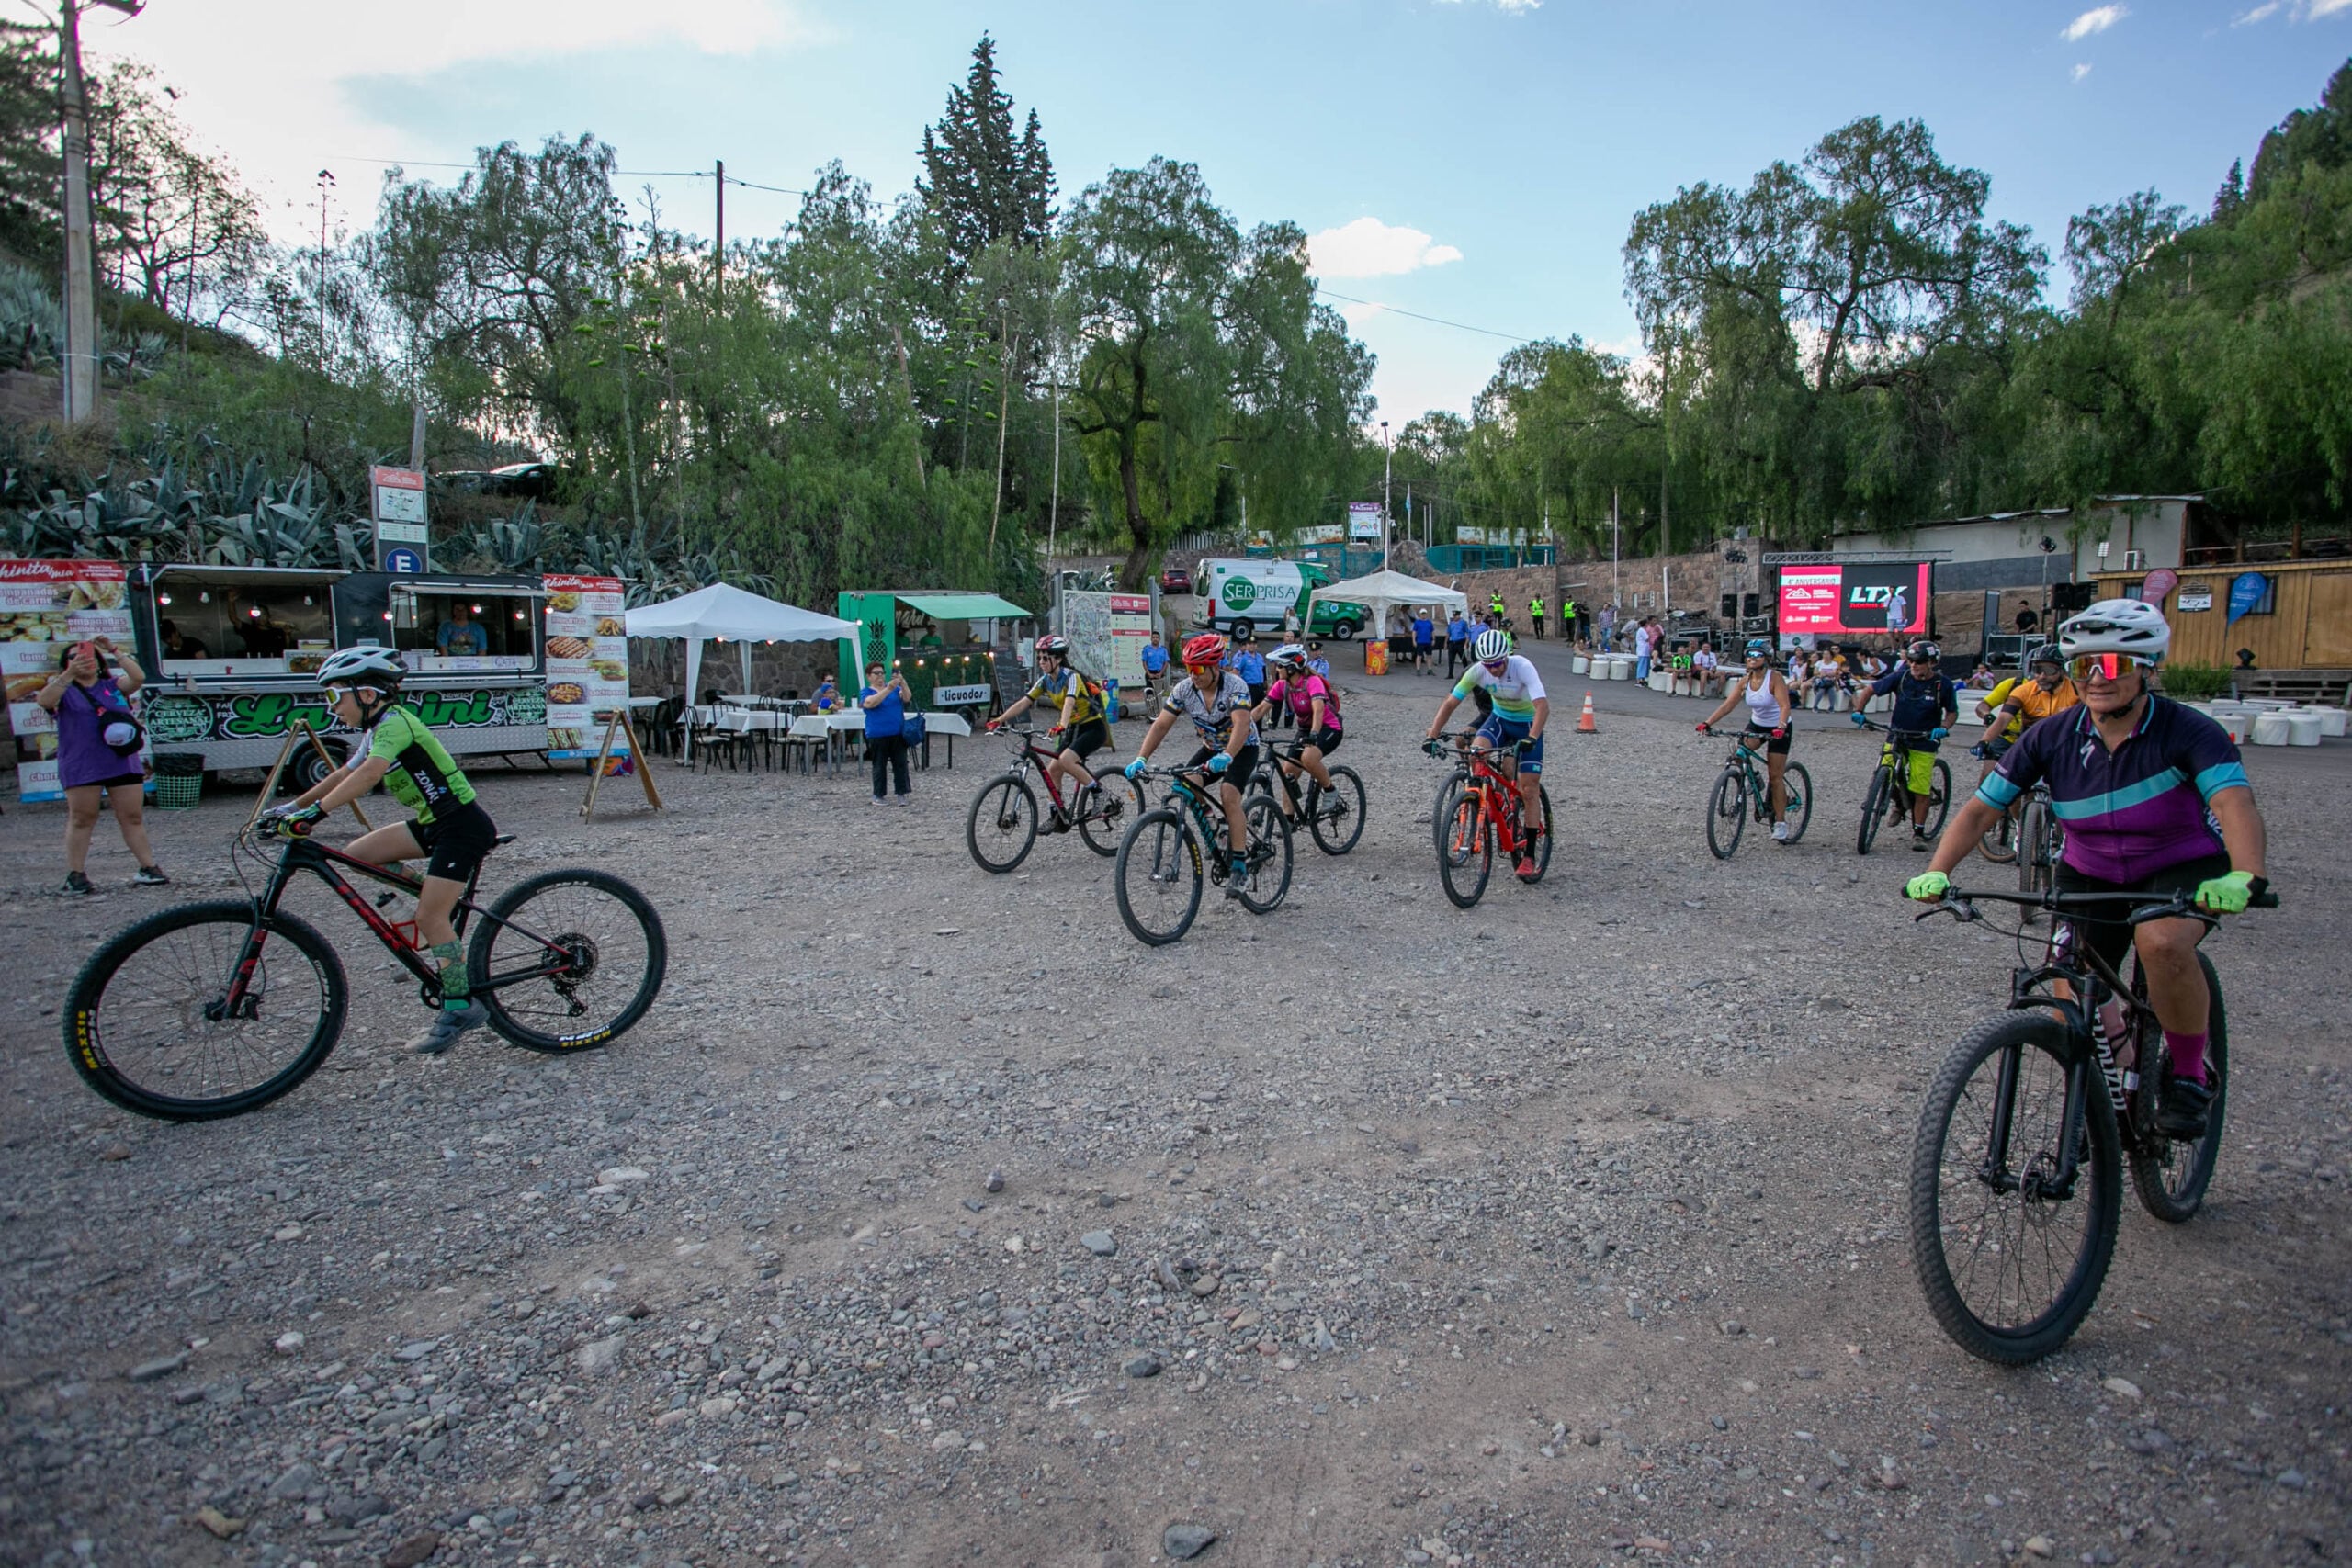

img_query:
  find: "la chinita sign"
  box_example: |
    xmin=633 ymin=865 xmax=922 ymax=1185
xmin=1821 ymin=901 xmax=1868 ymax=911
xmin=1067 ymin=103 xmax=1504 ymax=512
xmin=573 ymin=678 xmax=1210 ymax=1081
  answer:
xmin=144 ymin=686 xmax=548 ymax=745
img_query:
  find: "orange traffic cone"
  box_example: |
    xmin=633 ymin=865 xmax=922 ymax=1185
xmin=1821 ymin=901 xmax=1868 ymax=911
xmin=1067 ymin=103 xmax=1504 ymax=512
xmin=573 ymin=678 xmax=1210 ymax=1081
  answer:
xmin=1577 ymin=690 xmax=1598 ymax=733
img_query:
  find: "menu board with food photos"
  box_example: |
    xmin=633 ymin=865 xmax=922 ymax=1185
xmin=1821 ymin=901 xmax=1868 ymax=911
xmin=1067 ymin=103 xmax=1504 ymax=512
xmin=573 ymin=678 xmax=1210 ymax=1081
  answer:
xmin=3 ymin=559 xmax=141 ymax=802
xmin=541 ymin=573 xmax=629 ymax=759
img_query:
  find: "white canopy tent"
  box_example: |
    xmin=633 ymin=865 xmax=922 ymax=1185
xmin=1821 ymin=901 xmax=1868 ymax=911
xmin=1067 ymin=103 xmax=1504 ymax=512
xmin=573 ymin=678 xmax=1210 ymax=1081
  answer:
xmin=1302 ymin=568 xmax=1469 ymax=642
xmin=624 ymin=581 xmax=863 ymax=698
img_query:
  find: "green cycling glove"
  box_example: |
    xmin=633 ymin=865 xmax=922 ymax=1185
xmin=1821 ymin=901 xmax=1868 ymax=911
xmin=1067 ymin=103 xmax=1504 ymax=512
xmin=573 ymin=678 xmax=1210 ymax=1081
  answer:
xmin=2193 ymin=869 xmax=2255 ymax=914
xmin=1905 ymin=870 xmax=1951 ymax=902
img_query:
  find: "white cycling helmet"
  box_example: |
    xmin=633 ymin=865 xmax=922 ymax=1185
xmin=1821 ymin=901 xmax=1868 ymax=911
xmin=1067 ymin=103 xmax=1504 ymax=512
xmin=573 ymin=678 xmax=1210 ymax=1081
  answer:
xmin=1473 ymin=628 xmax=1512 ymax=662
xmin=1268 ymin=642 xmax=1308 ymax=671
xmin=2057 ymin=598 xmax=2170 ymax=664
xmin=315 ymin=646 xmax=405 ymax=689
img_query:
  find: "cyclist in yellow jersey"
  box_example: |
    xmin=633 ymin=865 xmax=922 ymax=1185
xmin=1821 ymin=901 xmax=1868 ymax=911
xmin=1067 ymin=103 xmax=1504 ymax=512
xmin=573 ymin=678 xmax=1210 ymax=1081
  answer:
xmin=266 ymin=647 xmax=499 ymax=1055
xmin=1970 ymin=646 xmax=2078 ymax=784
xmin=989 ymin=635 xmax=1112 ymax=828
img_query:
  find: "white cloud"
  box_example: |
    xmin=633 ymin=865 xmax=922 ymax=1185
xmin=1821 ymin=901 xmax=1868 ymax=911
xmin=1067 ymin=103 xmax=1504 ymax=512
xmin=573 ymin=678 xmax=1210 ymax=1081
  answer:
xmin=1433 ymin=0 xmax=1544 ymax=12
xmin=2233 ymin=0 xmax=2348 ymax=20
xmin=1307 ymin=218 xmax=1464 ymax=279
xmin=2233 ymin=2 xmax=2283 ymax=21
xmin=2071 ymin=62 xmax=2094 ymax=81
xmin=86 ymin=1 xmax=825 ymax=240
xmin=2061 ymin=5 xmax=2128 ymax=40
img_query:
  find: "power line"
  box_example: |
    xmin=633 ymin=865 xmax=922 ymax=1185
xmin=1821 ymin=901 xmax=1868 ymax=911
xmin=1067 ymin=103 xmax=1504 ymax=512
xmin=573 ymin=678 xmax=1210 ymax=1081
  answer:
xmin=324 ymin=154 xmax=802 ymax=195
xmin=1314 ymin=287 xmax=1537 ymax=345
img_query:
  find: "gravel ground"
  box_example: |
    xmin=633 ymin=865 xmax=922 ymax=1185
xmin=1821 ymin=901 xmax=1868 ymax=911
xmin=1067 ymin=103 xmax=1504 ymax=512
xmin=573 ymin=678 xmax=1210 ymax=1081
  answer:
xmin=2 ymin=668 xmax=2346 ymax=1568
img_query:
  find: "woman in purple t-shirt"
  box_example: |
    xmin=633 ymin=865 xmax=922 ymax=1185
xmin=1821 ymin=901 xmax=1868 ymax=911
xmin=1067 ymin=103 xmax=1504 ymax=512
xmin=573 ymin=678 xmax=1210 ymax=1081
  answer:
xmin=33 ymin=637 xmax=168 ymax=895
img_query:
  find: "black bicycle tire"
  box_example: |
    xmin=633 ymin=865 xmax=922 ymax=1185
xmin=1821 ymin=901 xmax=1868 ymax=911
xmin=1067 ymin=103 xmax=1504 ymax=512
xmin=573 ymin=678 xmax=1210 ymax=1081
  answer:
xmin=1307 ymin=765 xmax=1368 ymax=856
xmin=966 ymin=776 xmax=1039 ymax=874
xmin=1237 ymin=796 xmax=1294 ymax=913
xmin=1858 ymin=767 xmax=1890 ymax=855
xmin=1078 ymin=767 xmax=1146 ymax=858
xmin=1978 ymin=797 xmax=2020 ymax=863
xmin=1925 ymin=757 xmax=1953 ymax=839
xmin=1908 ymin=1011 xmax=2120 ymax=1364
xmin=2018 ymin=799 xmax=2052 ymax=900
xmin=1438 ymin=784 xmax=1494 ymax=908
xmin=1430 ymin=768 xmax=1471 ymax=858
xmin=1782 ymin=762 xmax=1814 ymax=844
xmin=63 ymin=901 xmax=347 ymax=1122
xmin=2127 ymin=951 xmax=2230 ymax=1223
xmin=1706 ymin=768 xmax=1747 ymax=860
xmin=1114 ymin=807 xmax=1203 ymax=945
xmin=1527 ymin=784 xmax=1555 ymax=880
xmin=471 ymin=869 xmax=669 ymax=1053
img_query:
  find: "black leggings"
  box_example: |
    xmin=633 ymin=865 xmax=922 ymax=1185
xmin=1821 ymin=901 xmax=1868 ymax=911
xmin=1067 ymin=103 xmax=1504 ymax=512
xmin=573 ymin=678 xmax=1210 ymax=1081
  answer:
xmin=868 ymin=733 xmax=910 ymax=797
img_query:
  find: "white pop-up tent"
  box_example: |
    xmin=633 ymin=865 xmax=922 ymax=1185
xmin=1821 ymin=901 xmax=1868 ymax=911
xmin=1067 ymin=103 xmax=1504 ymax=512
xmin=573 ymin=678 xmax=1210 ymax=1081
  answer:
xmin=624 ymin=581 xmax=863 ymax=698
xmin=1303 ymin=568 xmax=1469 ymax=642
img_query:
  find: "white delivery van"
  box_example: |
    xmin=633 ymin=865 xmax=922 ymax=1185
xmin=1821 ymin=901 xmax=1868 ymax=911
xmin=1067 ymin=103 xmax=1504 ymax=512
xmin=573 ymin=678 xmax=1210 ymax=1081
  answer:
xmin=1194 ymin=558 xmax=1367 ymax=640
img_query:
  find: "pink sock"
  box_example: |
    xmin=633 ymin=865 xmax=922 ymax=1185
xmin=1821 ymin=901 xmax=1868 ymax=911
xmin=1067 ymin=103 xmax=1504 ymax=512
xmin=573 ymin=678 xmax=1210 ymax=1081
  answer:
xmin=2165 ymin=1031 xmax=2210 ymax=1085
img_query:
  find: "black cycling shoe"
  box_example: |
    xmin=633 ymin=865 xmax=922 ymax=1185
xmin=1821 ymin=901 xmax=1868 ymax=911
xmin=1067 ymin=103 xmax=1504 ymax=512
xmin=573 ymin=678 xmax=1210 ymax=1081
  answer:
xmin=2156 ymin=1073 xmax=2212 ymax=1141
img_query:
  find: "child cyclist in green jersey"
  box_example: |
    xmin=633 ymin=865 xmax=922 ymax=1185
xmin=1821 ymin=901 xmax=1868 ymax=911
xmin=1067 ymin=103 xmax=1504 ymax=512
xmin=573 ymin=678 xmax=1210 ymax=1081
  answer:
xmin=266 ymin=648 xmax=500 ymax=1055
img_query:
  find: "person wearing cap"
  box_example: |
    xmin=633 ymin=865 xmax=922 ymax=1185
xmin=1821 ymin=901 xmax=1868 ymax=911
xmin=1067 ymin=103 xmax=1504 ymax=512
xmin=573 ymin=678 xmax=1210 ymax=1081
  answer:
xmin=1854 ymin=639 xmax=1961 ymax=851
xmin=37 ymin=637 xmax=167 ymax=895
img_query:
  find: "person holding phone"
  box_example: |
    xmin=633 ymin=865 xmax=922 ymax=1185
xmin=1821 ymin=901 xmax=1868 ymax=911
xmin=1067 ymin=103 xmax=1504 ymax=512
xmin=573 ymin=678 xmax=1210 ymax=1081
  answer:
xmin=860 ymin=662 xmax=913 ymax=803
xmin=36 ymin=637 xmax=167 ymax=894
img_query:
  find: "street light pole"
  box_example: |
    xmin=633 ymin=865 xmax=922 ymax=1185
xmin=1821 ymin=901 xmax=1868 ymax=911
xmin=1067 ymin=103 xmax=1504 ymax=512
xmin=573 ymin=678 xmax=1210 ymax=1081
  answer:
xmin=58 ymin=1 xmax=98 ymax=423
xmin=1380 ymin=420 xmax=1392 ymax=564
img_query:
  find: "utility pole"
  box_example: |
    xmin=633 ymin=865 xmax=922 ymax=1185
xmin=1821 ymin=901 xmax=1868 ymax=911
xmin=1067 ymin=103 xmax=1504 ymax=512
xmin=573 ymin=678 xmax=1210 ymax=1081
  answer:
xmin=59 ymin=2 xmax=96 ymax=422
xmin=1611 ymin=486 xmax=1621 ymax=607
xmin=713 ymin=160 xmax=725 ymax=298
xmin=1046 ymin=327 xmax=1062 ymax=567
xmin=315 ymin=168 xmax=334 ymax=357
xmin=1380 ymin=420 xmax=1392 ymax=564
xmin=1660 ymin=463 xmax=1670 ymax=614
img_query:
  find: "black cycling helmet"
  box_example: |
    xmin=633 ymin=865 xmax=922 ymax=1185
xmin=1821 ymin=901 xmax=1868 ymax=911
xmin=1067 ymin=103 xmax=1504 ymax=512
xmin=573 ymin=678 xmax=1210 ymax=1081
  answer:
xmin=1905 ymin=639 xmax=1942 ymax=663
xmin=2028 ymin=644 xmax=2064 ymax=671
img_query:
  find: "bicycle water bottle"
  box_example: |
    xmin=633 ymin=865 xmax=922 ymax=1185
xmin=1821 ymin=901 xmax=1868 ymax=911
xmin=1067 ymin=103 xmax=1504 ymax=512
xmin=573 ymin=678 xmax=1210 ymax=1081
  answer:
xmin=2097 ymin=995 xmax=2136 ymax=1089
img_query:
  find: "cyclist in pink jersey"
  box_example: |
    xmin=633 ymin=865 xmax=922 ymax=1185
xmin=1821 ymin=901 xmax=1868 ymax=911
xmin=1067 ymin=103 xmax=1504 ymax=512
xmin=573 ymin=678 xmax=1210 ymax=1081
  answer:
xmin=1254 ymin=644 xmax=1342 ymax=794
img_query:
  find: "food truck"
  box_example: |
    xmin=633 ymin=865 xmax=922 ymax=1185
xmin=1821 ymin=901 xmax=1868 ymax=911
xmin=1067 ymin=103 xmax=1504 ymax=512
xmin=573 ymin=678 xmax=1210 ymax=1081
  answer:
xmin=129 ymin=565 xmax=551 ymax=788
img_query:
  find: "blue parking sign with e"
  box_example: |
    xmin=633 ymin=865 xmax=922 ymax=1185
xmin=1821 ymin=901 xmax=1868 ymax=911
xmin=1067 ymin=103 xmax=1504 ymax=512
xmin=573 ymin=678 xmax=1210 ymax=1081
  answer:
xmin=385 ymin=547 xmax=423 ymax=573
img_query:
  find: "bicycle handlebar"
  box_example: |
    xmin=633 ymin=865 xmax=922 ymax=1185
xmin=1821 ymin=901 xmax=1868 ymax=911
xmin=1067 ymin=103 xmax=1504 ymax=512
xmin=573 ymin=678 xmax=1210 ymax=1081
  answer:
xmin=1916 ymin=885 xmax=2280 ymax=928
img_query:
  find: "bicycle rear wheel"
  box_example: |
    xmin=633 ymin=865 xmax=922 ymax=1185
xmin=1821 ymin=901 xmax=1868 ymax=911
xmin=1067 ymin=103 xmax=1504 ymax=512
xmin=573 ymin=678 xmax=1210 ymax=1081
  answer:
xmin=966 ymin=777 xmax=1040 ymax=873
xmin=1237 ymin=796 xmax=1293 ymax=913
xmin=1978 ymin=800 xmax=2020 ymax=863
xmin=1908 ymin=1012 xmax=2120 ymax=1364
xmin=1437 ymin=784 xmax=1494 ymax=908
xmin=1857 ymin=767 xmax=1891 ymax=854
xmin=2127 ymin=951 xmax=2230 ymax=1223
xmin=470 ymin=869 xmax=667 ymax=1052
xmin=1306 ymin=765 xmax=1367 ymax=855
xmin=1781 ymin=762 xmax=1813 ymax=844
xmin=1706 ymin=768 xmax=1747 ymax=860
xmin=1114 ymin=807 xmax=1204 ymax=945
xmin=1078 ymin=767 xmax=1146 ymax=858
xmin=63 ymin=901 xmax=346 ymax=1121
xmin=1923 ymin=757 xmax=1954 ymax=839
xmin=1525 ymin=784 xmax=1555 ymax=880
xmin=2018 ymin=798 xmax=2054 ymax=900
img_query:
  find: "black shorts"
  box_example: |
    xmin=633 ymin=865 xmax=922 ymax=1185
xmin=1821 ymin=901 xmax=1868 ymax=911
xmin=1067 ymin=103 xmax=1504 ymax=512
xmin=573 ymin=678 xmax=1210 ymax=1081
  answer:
xmin=1057 ymin=717 xmax=1111 ymax=761
xmin=1187 ymin=742 xmax=1258 ymax=795
xmin=2052 ymin=851 xmax=2230 ymax=978
xmin=412 ymin=799 xmax=497 ymax=884
xmin=1741 ymin=723 xmax=1792 ymax=757
xmin=1294 ymin=726 xmax=1342 ymax=756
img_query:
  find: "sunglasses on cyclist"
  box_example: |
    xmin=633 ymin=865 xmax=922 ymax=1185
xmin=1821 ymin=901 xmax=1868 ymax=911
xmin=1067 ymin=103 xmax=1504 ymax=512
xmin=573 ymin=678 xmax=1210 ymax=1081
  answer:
xmin=2067 ymin=653 xmax=2154 ymax=682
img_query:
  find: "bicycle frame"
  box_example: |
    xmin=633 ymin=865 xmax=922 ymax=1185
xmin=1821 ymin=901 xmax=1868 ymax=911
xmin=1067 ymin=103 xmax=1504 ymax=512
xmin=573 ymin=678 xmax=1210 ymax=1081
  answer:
xmin=1724 ymin=734 xmax=1771 ymax=808
xmin=996 ymin=731 xmax=1085 ymax=814
xmin=225 ymin=835 xmax=571 ymax=1013
xmin=1439 ymin=739 xmax=1529 ymax=856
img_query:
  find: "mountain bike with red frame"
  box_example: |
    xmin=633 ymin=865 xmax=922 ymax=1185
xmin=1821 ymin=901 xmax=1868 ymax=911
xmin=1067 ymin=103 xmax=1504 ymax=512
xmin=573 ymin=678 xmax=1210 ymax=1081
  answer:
xmin=965 ymin=725 xmax=1145 ymax=873
xmin=1424 ymin=732 xmax=1554 ymax=908
xmin=63 ymin=818 xmax=666 ymax=1121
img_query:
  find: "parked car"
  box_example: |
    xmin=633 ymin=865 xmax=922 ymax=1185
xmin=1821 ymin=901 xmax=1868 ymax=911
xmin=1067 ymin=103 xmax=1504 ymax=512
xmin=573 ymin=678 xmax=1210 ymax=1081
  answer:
xmin=1159 ymin=563 xmax=1193 ymax=594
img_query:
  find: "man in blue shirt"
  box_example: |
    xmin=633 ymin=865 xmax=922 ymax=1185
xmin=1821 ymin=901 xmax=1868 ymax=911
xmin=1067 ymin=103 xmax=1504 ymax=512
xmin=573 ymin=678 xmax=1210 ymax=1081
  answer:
xmin=1231 ymin=632 xmax=1268 ymax=709
xmin=1411 ymin=610 xmax=1435 ymax=675
xmin=435 ymin=604 xmax=488 ymax=658
xmin=1854 ymin=638 xmax=1961 ymax=850
xmin=1444 ymin=611 xmax=1470 ymax=676
xmin=1139 ymin=632 xmax=1170 ymax=701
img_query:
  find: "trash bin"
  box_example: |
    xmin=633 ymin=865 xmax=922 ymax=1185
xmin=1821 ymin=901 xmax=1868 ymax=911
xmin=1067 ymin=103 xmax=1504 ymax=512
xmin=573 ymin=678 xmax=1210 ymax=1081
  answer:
xmin=153 ymin=752 xmax=204 ymax=811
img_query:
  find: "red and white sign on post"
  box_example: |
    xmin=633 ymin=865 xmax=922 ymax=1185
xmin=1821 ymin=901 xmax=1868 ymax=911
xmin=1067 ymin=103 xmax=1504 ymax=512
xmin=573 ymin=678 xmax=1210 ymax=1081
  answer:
xmin=2 ymin=558 xmax=139 ymax=802
xmin=370 ymin=466 xmax=429 ymax=570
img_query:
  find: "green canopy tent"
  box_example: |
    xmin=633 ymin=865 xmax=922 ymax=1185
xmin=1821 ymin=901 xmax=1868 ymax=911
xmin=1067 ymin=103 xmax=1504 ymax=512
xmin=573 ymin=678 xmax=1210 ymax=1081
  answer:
xmin=836 ymin=591 xmax=1033 ymax=707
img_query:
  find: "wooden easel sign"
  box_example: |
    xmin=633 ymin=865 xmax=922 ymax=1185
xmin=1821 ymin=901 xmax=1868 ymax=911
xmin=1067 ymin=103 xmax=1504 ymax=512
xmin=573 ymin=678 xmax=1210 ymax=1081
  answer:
xmin=244 ymin=719 xmax=372 ymax=830
xmin=581 ymin=709 xmax=664 ymax=819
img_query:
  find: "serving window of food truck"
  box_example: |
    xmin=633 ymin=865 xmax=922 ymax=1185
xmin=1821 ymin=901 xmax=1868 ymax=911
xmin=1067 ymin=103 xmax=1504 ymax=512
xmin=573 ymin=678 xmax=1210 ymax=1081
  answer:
xmin=141 ymin=566 xmax=343 ymax=676
xmin=387 ymin=580 xmax=541 ymax=672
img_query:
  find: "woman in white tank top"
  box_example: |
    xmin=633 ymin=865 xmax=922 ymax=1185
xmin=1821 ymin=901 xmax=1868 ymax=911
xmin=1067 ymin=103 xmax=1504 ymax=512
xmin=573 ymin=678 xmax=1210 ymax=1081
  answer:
xmin=1698 ymin=640 xmax=1800 ymax=840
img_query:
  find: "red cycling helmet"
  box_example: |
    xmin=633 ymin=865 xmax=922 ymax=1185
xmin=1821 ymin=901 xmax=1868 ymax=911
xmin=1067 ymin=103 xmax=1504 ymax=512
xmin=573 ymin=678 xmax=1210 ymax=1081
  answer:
xmin=1182 ymin=632 xmax=1227 ymax=667
xmin=1035 ymin=634 xmax=1070 ymax=658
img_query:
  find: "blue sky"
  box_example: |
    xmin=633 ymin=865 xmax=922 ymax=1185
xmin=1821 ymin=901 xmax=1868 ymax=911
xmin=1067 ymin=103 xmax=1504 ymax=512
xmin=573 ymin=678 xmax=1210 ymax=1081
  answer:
xmin=116 ymin=0 xmax=2351 ymax=423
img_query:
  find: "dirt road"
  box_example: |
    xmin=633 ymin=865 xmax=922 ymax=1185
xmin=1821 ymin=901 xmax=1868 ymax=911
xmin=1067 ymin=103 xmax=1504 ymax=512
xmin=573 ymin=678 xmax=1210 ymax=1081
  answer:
xmin=3 ymin=674 xmax=2345 ymax=1567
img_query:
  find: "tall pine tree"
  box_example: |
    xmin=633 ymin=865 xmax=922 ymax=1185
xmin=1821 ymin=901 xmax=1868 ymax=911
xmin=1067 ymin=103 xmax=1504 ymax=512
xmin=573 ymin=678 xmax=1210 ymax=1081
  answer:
xmin=917 ymin=35 xmax=1055 ymax=276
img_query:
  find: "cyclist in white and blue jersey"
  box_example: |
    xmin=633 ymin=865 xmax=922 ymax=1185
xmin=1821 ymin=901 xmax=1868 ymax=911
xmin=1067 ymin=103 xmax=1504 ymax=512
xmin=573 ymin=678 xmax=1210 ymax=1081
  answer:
xmin=1424 ymin=629 xmax=1550 ymax=878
